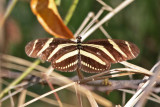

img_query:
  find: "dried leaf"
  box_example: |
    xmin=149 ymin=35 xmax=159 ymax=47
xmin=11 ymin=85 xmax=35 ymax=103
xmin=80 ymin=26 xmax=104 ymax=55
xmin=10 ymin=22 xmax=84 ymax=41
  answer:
xmin=30 ymin=0 xmax=74 ymax=39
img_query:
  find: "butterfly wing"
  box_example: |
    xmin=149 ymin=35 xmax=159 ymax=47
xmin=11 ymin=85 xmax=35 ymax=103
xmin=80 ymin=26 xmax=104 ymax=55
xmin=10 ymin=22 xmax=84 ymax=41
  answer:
xmin=83 ymin=39 xmax=139 ymax=64
xmin=25 ymin=38 xmax=78 ymax=72
xmin=80 ymin=47 xmax=111 ymax=73
xmin=51 ymin=46 xmax=78 ymax=72
xmin=80 ymin=39 xmax=139 ymax=73
xmin=25 ymin=38 xmax=139 ymax=73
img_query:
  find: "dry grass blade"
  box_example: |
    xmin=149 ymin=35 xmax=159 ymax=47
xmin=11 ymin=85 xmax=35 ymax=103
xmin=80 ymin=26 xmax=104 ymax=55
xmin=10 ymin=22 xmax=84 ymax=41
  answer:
xmin=0 ymin=59 xmax=40 ymax=99
xmin=120 ymin=61 xmax=150 ymax=75
xmin=26 ymin=91 xmax=76 ymax=107
xmin=79 ymin=67 xmax=152 ymax=84
xmin=1 ymin=62 xmax=41 ymax=77
xmin=135 ymin=61 xmax=160 ymax=107
xmin=1 ymin=54 xmax=113 ymax=107
xmin=8 ymin=91 xmax=14 ymax=107
xmin=43 ymin=73 xmax=63 ymax=107
xmin=79 ymin=7 xmax=104 ymax=37
xmin=122 ymin=92 xmax=126 ymax=106
xmin=18 ymin=89 xmax=27 ymax=107
xmin=150 ymin=93 xmax=160 ymax=102
xmin=20 ymin=82 xmax=76 ymax=107
xmin=0 ymin=88 xmax=24 ymax=103
xmin=1 ymin=54 xmax=45 ymax=72
xmin=119 ymin=89 xmax=160 ymax=104
xmin=91 ymin=92 xmax=112 ymax=107
xmin=49 ymin=73 xmax=113 ymax=107
xmin=1 ymin=79 xmax=75 ymax=107
xmin=86 ymin=90 xmax=98 ymax=107
xmin=74 ymin=83 xmax=83 ymax=107
xmin=124 ymin=61 xmax=160 ymax=107
xmin=96 ymin=0 xmax=113 ymax=11
xmin=82 ymin=0 xmax=134 ymax=41
xmin=110 ymin=68 xmax=156 ymax=77
xmin=43 ymin=66 xmax=63 ymax=107
xmin=109 ymin=72 xmax=135 ymax=78
xmin=74 ymin=12 xmax=94 ymax=37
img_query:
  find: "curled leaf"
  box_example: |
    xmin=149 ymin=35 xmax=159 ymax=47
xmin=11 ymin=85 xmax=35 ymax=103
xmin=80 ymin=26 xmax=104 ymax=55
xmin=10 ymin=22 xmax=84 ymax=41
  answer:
xmin=31 ymin=0 xmax=74 ymax=39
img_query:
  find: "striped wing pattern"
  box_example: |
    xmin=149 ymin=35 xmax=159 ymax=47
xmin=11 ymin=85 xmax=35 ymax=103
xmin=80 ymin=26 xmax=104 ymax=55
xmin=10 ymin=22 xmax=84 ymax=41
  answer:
xmin=25 ymin=38 xmax=139 ymax=73
xmin=25 ymin=38 xmax=78 ymax=72
xmin=80 ymin=39 xmax=139 ymax=73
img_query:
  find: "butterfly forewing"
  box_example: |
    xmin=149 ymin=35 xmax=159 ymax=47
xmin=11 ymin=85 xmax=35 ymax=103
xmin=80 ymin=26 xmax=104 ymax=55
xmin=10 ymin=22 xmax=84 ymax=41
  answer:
xmin=25 ymin=38 xmax=78 ymax=72
xmin=83 ymin=39 xmax=139 ymax=64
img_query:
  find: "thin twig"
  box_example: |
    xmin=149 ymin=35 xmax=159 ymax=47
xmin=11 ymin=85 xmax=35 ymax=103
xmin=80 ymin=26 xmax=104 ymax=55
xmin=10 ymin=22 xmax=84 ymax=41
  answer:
xmin=79 ymin=7 xmax=105 ymax=37
xmin=0 ymin=59 xmax=40 ymax=99
xmin=20 ymin=82 xmax=76 ymax=107
xmin=74 ymin=83 xmax=83 ymax=107
xmin=119 ymin=89 xmax=160 ymax=104
xmin=86 ymin=90 xmax=98 ymax=107
xmin=43 ymin=73 xmax=63 ymax=107
xmin=124 ymin=61 xmax=160 ymax=107
xmin=8 ymin=91 xmax=14 ymax=107
xmin=1 ymin=79 xmax=75 ymax=107
xmin=17 ymin=89 xmax=27 ymax=107
xmin=74 ymin=12 xmax=94 ymax=37
xmin=96 ymin=0 xmax=113 ymax=11
xmin=82 ymin=0 xmax=134 ymax=41
xmin=135 ymin=61 xmax=160 ymax=107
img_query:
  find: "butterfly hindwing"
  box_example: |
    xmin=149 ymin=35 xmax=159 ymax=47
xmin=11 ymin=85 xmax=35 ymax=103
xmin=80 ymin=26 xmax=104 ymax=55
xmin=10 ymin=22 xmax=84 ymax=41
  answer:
xmin=52 ymin=52 xmax=78 ymax=72
xmin=80 ymin=47 xmax=111 ymax=73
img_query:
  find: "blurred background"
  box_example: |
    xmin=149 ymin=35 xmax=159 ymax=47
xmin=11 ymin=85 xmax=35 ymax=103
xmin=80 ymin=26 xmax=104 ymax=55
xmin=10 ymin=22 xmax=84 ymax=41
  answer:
xmin=1 ymin=0 xmax=160 ymax=106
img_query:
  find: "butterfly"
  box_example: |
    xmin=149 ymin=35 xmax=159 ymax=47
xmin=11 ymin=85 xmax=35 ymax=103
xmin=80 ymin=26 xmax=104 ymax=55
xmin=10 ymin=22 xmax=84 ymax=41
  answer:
xmin=25 ymin=37 xmax=139 ymax=73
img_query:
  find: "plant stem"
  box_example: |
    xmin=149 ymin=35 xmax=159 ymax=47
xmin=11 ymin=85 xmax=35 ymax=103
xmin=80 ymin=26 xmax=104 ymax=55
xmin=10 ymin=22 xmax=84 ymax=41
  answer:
xmin=0 ymin=0 xmax=18 ymax=28
xmin=0 ymin=59 xmax=40 ymax=99
xmin=64 ymin=0 xmax=79 ymax=25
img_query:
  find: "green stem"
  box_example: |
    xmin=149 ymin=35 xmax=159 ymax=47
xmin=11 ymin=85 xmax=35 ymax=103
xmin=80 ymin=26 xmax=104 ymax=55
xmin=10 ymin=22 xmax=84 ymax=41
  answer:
xmin=0 ymin=0 xmax=18 ymax=28
xmin=0 ymin=60 xmax=40 ymax=99
xmin=64 ymin=0 xmax=79 ymax=25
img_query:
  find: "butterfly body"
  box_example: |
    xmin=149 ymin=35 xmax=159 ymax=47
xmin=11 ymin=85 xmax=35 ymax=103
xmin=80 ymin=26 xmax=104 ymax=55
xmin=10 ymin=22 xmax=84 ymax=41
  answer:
xmin=25 ymin=38 xmax=139 ymax=73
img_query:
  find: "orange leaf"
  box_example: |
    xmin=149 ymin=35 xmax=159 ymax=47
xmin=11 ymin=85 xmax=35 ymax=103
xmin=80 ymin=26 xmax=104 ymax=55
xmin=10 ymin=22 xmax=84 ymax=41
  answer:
xmin=30 ymin=0 xmax=74 ymax=39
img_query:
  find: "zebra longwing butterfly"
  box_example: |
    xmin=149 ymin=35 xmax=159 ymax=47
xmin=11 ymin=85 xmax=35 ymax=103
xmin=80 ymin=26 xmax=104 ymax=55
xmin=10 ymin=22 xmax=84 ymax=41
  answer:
xmin=25 ymin=37 xmax=139 ymax=73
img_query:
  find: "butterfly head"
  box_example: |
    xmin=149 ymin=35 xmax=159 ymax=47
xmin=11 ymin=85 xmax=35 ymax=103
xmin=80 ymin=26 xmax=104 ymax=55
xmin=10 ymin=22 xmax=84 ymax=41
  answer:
xmin=76 ymin=36 xmax=82 ymax=44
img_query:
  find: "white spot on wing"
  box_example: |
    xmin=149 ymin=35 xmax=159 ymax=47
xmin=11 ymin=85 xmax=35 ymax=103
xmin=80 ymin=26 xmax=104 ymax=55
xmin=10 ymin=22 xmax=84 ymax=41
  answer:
xmin=81 ymin=61 xmax=103 ymax=71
